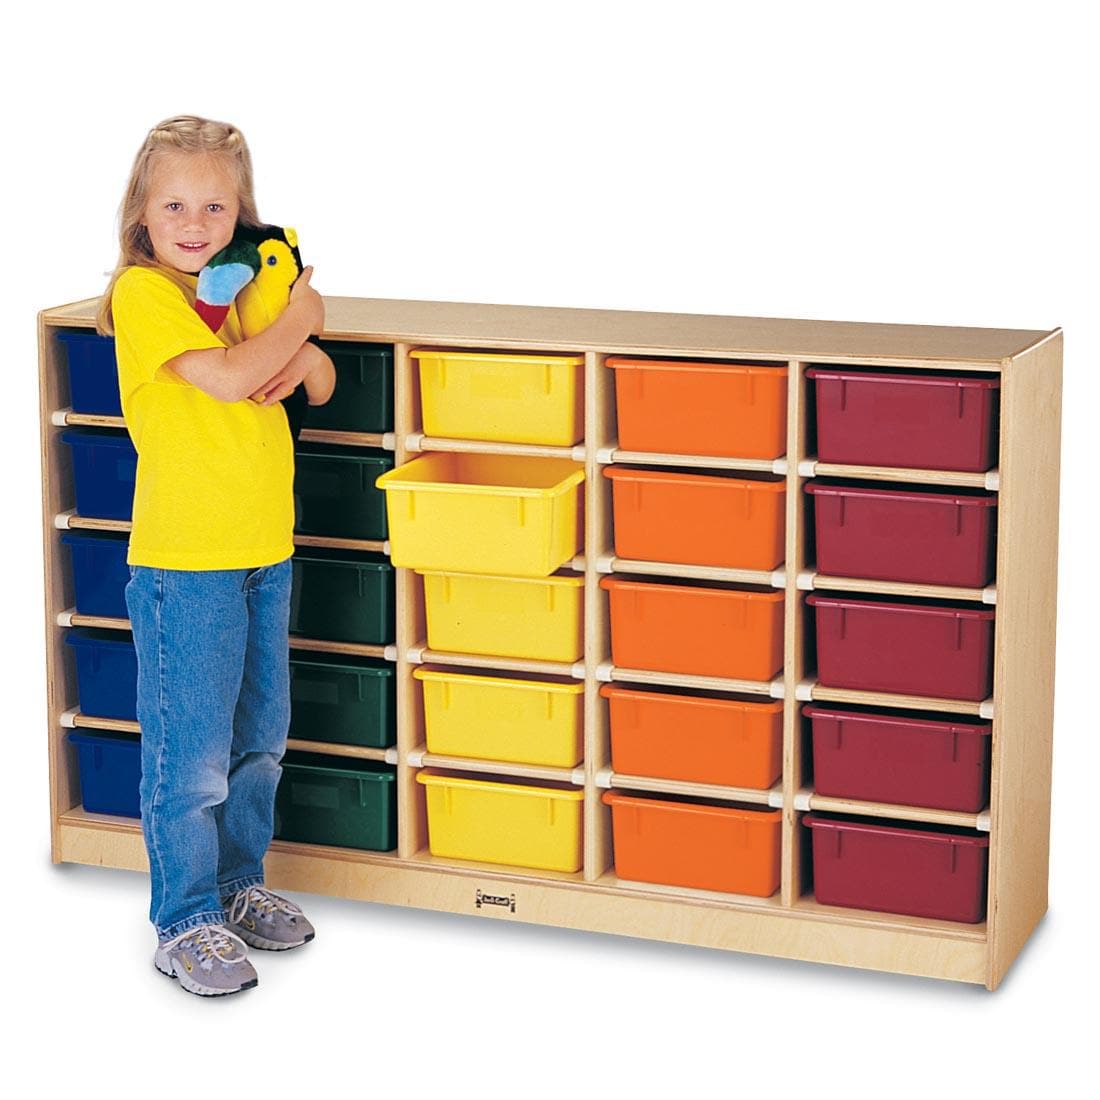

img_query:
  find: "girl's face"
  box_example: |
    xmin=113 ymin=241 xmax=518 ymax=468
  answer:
xmin=140 ymin=151 xmax=241 ymax=273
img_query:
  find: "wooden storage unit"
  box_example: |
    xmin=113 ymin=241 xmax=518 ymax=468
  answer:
xmin=38 ymin=295 xmax=1061 ymax=990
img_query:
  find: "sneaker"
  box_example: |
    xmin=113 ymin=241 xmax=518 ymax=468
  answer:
xmin=223 ymin=885 xmax=315 ymax=951
xmin=154 ymin=924 xmax=258 ymax=997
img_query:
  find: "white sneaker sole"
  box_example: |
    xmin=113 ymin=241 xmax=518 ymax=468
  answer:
xmin=154 ymin=949 xmax=258 ymax=996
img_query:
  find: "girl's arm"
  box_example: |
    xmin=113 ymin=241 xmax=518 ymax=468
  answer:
xmin=304 ymin=347 xmax=336 ymax=406
xmin=251 ymin=342 xmax=335 ymax=407
xmin=164 ymin=267 xmax=324 ymax=403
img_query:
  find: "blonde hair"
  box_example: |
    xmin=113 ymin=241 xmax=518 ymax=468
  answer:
xmin=97 ymin=115 xmax=262 ymax=335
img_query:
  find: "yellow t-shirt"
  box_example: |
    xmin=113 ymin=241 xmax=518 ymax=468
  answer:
xmin=111 ymin=264 xmax=295 ymax=570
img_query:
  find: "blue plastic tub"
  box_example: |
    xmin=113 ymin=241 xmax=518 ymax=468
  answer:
xmin=60 ymin=531 xmax=131 ymax=619
xmin=67 ymin=730 xmax=141 ymax=817
xmin=61 ymin=429 xmax=137 ymax=521
xmin=64 ymin=629 xmax=138 ymax=720
xmin=57 ymin=330 xmax=122 ymax=416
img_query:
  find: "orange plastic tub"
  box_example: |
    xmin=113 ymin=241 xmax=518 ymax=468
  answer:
xmin=600 ymin=576 xmax=784 ymax=681
xmin=605 ymin=466 xmax=785 ymax=570
xmin=602 ymin=790 xmax=781 ymax=896
xmin=601 ymin=685 xmax=783 ymax=788
xmin=607 ymin=357 xmax=787 ymax=459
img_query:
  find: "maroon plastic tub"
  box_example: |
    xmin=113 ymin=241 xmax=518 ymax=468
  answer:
xmin=806 ymin=592 xmax=995 ymax=701
xmin=803 ymin=813 xmax=990 ymax=923
xmin=803 ymin=704 xmax=992 ymax=811
xmin=807 ymin=368 xmax=999 ymax=472
xmin=806 ymin=481 xmax=997 ymax=587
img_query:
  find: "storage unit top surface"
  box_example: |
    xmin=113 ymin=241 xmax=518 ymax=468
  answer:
xmin=42 ymin=295 xmax=1056 ymax=365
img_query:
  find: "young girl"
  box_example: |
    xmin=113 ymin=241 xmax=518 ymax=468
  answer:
xmin=97 ymin=115 xmax=335 ymax=997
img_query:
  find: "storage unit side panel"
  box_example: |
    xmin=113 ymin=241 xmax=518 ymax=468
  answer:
xmin=986 ymin=332 xmax=1062 ymax=989
xmin=40 ymin=315 xmax=84 ymax=859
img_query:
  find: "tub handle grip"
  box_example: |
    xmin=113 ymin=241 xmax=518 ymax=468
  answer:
xmin=829 ymin=830 xmax=843 ymax=859
xmin=626 ymin=695 xmax=639 ymax=732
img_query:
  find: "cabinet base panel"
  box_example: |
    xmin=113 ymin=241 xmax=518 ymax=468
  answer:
xmin=56 ymin=818 xmax=992 ymax=987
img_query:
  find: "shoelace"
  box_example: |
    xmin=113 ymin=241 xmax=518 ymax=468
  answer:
xmin=227 ymin=885 xmax=303 ymax=926
xmin=167 ymin=925 xmax=249 ymax=966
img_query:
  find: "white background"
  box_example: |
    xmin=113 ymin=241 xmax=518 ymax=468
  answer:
xmin=5 ymin=0 xmax=1095 ymax=1092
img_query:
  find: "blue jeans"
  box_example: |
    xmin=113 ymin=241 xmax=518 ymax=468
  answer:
xmin=124 ymin=559 xmax=292 ymax=942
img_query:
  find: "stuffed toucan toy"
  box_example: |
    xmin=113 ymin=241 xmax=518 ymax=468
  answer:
xmin=194 ymin=223 xmax=314 ymax=439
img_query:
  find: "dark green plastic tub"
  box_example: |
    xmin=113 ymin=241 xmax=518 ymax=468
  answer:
xmin=293 ymin=444 xmax=393 ymax=540
xmin=289 ymin=549 xmax=395 ymax=645
xmin=302 ymin=341 xmax=394 ymax=433
xmin=289 ymin=652 xmax=396 ymax=748
xmin=274 ymin=752 xmax=397 ymax=851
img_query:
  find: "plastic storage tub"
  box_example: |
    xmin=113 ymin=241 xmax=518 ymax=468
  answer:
xmin=64 ymin=629 xmax=138 ymax=720
xmin=602 ymin=790 xmax=781 ymax=896
xmin=289 ymin=550 xmax=395 ymax=645
xmin=412 ymin=349 xmax=584 ymax=445
xmin=605 ymin=466 xmax=786 ymax=570
xmin=293 ymin=444 xmax=392 ymax=540
xmin=803 ymin=813 xmax=990 ymax=922
xmin=807 ymin=368 xmax=1000 ymax=472
xmin=601 ymin=685 xmax=783 ymax=788
xmin=807 ymin=481 xmax=997 ymax=587
xmin=61 ymin=429 xmax=137 ymax=520
xmin=61 ymin=530 xmax=131 ymax=619
xmin=288 ymin=653 xmax=396 ymax=748
xmin=377 ymin=453 xmax=585 ymax=577
xmin=302 ymin=342 xmax=393 ymax=433
xmin=608 ymin=357 xmax=787 ymax=459
xmin=600 ymin=576 xmax=784 ymax=681
xmin=274 ymin=752 xmax=397 ymax=850
xmin=58 ymin=330 xmax=122 ymax=416
xmin=415 ymin=667 xmax=584 ymax=767
xmin=67 ymin=730 xmax=141 ymax=817
xmin=807 ymin=592 xmax=995 ymax=701
xmin=804 ymin=704 xmax=991 ymax=811
xmin=420 ymin=570 xmax=584 ymax=662
xmin=417 ymin=770 xmax=584 ymax=871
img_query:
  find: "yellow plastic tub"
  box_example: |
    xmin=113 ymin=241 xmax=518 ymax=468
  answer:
xmin=376 ymin=453 xmax=585 ymax=577
xmin=411 ymin=349 xmax=585 ymax=446
xmin=420 ymin=570 xmax=584 ymax=662
xmin=415 ymin=667 xmax=584 ymax=766
xmin=416 ymin=770 xmax=584 ymax=871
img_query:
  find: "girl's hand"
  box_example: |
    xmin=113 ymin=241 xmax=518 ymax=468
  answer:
xmin=250 ymin=343 xmax=316 ymax=405
xmin=289 ymin=266 xmax=325 ymax=336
